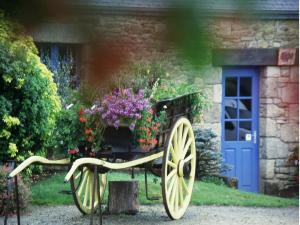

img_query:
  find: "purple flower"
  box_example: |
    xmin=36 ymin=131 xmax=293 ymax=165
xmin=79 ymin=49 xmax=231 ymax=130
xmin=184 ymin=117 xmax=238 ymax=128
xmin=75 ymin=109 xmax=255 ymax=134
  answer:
xmin=129 ymin=122 xmax=136 ymax=131
xmin=87 ymin=88 xmax=150 ymax=130
xmin=114 ymin=120 xmax=120 ymax=129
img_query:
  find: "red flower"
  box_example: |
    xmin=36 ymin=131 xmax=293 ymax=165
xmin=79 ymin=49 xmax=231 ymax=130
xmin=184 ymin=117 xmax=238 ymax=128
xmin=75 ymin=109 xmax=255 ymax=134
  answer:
xmin=138 ymin=138 xmax=146 ymax=143
xmin=79 ymin=117 xmax=87 ymax=123
xmin=148 ymin=139 xmax=158 ymax=145
xmin=85 ymin=128 xmax=93 ymax=135
xmin=141 ymin=127 xmax=150 ymax=132
xmin=68 ymin=148 xmax=79 ymax=155
xmin=79 ymin=108 xmax=84 ymax=116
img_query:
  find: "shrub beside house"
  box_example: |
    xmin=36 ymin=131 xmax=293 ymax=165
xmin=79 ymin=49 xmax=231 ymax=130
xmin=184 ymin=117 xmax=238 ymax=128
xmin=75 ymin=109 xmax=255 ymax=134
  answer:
xmin=0 ymin=13 xmax=61 ymax=163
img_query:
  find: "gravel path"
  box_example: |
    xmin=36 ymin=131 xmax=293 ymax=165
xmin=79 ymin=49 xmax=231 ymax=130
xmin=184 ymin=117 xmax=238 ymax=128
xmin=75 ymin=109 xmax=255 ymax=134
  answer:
xmin=1 ymin=205 xmax=298 ymax=225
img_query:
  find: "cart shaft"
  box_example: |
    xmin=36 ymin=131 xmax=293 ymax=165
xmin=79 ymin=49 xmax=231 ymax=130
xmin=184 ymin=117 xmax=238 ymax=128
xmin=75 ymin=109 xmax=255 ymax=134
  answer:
xmin=9 ymin=156 xmax=70 ymax=178
xmin=64 ymin=151 xmax=164 ymax=182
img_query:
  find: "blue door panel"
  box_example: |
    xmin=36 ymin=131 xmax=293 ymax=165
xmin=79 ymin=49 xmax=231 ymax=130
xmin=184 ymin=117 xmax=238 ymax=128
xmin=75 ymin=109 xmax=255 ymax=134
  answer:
xmin=241 ymin=148 xmax=251 ymax=186
xmin=224 ymin=149 xmax=236 ymax=177
xmin=222 ymin=67 xmax=259 ymax=193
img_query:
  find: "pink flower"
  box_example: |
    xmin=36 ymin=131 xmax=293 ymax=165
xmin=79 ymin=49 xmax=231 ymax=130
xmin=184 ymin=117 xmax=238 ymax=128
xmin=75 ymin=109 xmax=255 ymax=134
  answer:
xmin=68 ymin=148 xmax=79 ymax=155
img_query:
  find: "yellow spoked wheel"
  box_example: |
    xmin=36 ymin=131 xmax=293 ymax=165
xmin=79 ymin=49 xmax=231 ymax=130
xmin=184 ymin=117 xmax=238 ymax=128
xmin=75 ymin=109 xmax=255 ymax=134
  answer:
xmin=70 ymin=166 xmax=106 ymax=214
xmin=162 ymin=117 xmax=196 ymax=220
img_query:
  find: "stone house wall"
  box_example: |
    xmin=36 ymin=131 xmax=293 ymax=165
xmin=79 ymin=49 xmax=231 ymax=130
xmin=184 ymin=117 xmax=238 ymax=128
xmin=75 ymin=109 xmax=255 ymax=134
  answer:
xmin=32 ymin=13 xmax=299 ymax=195
xmin=260 ymin=66 xmax=299 ymax=196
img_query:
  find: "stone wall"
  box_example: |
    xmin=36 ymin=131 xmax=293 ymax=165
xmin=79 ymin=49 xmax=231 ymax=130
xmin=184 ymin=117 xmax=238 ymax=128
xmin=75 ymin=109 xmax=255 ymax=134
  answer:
xmin=260 ymin=66 xmax=299 ymax=197
xmin=33 ymin=16 xmax=299 ymax=48
xmin=211 ymin=19 xmax=298 ymax=48
xmin=200 ymin=66 xmax=222 ymax=140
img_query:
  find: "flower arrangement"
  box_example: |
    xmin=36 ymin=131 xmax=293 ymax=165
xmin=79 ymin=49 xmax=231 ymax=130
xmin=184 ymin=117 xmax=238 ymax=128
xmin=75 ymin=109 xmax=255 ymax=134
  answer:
xmin=67 ymin=107 xmax=105 ymax=158
xmin=79 ymin=108 xmax=97 ymax=144
xmin=83 ymin=87 xmax=166 ymax=152
xmin=86 ymin=88 xmax=150 ymax=131
xmin=135 ymin=109 xmax=166 ymax=151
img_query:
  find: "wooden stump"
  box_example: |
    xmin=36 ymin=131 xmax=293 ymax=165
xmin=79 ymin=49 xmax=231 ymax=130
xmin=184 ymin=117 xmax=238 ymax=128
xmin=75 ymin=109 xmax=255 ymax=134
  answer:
xmin=108 ymin=181 xmax=139 ymax=214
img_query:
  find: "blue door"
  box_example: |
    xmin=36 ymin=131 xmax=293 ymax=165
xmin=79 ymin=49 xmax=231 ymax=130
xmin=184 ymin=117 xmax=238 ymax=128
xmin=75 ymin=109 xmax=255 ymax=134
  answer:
xmin=221 ymin=67 xmax=259 ymax=192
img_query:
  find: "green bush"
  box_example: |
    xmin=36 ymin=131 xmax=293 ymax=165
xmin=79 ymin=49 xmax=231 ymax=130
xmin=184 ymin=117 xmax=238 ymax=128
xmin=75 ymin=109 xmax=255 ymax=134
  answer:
xmin=47 ymin=103 xmax=84 ymax=157
xmin=194 ymin=128 xmax=230 ymax=179
xmin=0 ymin=13 xmax=61 ymax=161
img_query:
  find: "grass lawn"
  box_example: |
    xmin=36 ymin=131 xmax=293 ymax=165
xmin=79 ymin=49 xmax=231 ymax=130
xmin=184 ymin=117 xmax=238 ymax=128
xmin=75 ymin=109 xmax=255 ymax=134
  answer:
xmin=31 ymin=172 xmax=298 ymax=207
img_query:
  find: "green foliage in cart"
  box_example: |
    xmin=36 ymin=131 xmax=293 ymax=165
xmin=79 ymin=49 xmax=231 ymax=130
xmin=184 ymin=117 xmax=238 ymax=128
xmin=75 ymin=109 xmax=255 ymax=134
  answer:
xmin=0 ymin=13 xmax=61 ymax=162
xmin=150 ymin=80 xmax=209 ymax=122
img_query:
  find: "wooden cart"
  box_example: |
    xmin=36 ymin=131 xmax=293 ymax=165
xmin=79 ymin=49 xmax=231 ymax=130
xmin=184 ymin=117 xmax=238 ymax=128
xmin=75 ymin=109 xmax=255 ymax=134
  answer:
xmin=9 ymin=93 xmax=197 ymax=221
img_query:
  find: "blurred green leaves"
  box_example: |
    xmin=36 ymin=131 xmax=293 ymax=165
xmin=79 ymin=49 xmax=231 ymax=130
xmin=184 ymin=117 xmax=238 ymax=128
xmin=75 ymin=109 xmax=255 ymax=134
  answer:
xmin=166 ymin=0 xmax=212 ymax=67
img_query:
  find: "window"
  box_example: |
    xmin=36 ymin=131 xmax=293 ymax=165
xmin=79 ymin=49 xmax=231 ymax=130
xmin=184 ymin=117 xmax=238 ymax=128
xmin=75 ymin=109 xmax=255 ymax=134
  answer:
xmin=224 ymin=76 xmax=253 ymax=141
xmin=36 ymin=43 xmax=81 ymax=88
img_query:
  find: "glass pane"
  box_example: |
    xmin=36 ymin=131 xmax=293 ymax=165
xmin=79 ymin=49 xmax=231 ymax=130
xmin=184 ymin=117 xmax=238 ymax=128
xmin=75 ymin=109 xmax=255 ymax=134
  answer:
xmin=239 ymin=99 xmax=252 ymax=119
xmin=225 ymin=77 xmax=237 ymax=96
xmin=239 ymin=121 xmax=252 ymax=141
xmin=224 ymin=99 xmax=237 ymax=119
xmin=225 ymin=121 xmax=237 ymax=141
xmin=240 ymin=77 xmax=252 ymax=96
